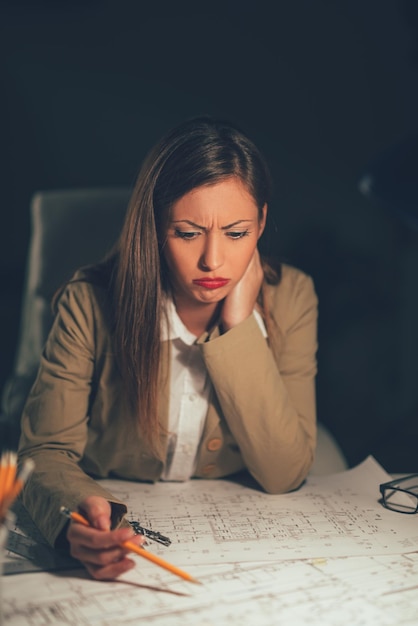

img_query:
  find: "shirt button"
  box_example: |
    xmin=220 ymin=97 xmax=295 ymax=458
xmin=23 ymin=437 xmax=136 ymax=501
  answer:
xmin=202 ymin=463 xmax=216 ymax=474
xmin=207 ymin=438 xmax=222 ymax=452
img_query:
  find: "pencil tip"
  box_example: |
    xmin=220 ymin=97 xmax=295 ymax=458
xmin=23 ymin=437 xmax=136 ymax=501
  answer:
xmin=190 ymin=577 xmax=203 ymax=585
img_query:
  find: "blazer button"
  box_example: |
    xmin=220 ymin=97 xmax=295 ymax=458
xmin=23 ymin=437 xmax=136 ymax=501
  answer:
xmin=202 ymin=463 xmax=216 ymax=474
xmin=207 ymin=438 xmax=222 ymax=452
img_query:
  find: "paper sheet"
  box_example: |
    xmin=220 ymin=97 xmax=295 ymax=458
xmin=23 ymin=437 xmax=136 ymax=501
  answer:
xmin=98 ymin=456 xmax=418 ymax=563
xmin=3 ymin=552 xmax=418 ymax=625
xmin=2 ymin=456 xmax=418 ymax=625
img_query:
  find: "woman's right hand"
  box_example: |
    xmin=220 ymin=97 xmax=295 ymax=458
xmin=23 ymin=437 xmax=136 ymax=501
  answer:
xmin=66 ymin=495 xmax=146 ymax=580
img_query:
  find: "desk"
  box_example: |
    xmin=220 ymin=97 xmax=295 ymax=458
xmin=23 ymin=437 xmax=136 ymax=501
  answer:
xmin=2 ymin=457 xmax=418 ymax=625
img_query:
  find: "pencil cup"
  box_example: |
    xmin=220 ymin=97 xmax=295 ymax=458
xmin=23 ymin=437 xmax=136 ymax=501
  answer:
xmin=0 ymin=513 xmax=14 ymax=626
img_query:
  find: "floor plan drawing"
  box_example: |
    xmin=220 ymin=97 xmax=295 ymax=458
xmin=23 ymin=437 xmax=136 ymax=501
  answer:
xmin=97 ymin=456 xmax=418 ymax=563
xmin=3 ymin=457 xmax=418 ymax=625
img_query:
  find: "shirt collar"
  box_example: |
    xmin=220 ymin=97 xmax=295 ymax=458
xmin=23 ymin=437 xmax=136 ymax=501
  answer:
xmin=161 ymin=296 xmax=198 ymax=345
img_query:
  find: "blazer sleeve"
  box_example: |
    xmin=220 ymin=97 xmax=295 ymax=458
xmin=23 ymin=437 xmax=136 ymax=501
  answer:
xmin=198 ymin=268 xmax=318 ymax=494
xmin=18 ymin=281 xmax=127 ymax=547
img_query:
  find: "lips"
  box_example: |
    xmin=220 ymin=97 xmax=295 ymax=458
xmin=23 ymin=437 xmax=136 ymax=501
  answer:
xmin=193 ymin=278 xmax=230 ymax=289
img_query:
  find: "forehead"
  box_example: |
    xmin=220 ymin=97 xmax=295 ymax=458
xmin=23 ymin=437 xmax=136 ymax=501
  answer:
xmin=170 ymin=178 xmax=258 ymax=220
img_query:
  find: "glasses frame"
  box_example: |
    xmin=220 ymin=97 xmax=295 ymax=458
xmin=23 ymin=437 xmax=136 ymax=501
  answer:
xmin=379 ymin=473 xmax=418 ymax=514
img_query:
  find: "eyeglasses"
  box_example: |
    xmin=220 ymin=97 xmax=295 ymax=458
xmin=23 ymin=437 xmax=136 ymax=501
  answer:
xmin=379 ymin=474 xmax=418 ymax=513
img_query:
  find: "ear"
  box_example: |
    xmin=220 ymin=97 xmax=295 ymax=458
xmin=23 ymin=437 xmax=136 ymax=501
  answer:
xmin=257 ymin=204 xmax=267 ymax=239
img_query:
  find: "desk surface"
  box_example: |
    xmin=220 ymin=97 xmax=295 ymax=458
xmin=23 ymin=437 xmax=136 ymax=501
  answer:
xmin=2 ymin=456 xmax=418 ymax=626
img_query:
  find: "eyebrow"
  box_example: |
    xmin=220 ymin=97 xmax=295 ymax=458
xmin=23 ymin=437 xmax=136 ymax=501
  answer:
xmin=170 ymin=219 xmax=254 ymax=230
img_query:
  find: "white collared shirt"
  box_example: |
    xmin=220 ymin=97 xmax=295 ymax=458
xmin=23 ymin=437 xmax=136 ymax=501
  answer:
xmin=160 ymin=297 xmax=268 ymax=481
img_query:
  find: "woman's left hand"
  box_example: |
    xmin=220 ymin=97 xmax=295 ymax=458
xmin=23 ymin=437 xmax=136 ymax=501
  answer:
xmin=221 ymin=248 xmax=264 ymax=331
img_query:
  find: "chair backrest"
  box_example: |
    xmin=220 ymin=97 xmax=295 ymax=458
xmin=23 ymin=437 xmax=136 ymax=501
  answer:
xmin=1 ymin=187 xmax=132 ymax=433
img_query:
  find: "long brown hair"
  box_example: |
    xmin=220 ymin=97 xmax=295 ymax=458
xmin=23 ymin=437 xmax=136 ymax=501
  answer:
xmin=94 ymin=117 xmax=278 ymax=452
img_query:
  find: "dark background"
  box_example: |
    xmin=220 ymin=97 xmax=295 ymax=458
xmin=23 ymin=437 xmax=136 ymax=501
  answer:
xmin=1 ymin=0 xmax=417 ymax=470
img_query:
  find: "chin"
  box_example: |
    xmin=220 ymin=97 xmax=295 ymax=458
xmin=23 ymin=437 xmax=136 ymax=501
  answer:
xmin=192 ymin=290 xmax=227 ymax=304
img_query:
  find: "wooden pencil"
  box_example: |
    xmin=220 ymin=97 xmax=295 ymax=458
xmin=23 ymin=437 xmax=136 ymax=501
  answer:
xmin=60 ymin=506 xmax=201 ymax=584
xmin=0 ymin=457 xmax=35 ymax=521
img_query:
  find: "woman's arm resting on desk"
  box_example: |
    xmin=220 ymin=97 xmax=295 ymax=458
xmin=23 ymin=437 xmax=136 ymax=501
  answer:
xmin=18 ymin=280 xmax=129 ymax=546
xmin=200 ymin=267 xmax=318 ymax=494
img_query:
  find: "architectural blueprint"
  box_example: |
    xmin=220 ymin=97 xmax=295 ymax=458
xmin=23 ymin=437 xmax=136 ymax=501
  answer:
xmin=3 ymin=551 xmax=418 ymax=625
xmin=2 ymin=456 xmax=418 ymax=625
xmin=98 ymin=455 xmax=418 ymax=563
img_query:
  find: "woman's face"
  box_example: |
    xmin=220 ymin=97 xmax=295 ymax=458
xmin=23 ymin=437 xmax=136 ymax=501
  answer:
xmin=162 ymin=177 xmax=266 ymax=307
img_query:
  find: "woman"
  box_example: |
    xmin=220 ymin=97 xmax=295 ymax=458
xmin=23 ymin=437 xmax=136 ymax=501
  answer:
xmin=18 ymin=116 xmax=318 ymax=580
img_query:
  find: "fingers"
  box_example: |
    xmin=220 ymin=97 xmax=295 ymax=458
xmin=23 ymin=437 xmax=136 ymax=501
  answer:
xmin=245 ymin=247 xmax=263 ymax=279
xmin=221 ymin=248 xmax=264 ymax=330
xmin=69 ymin=524 xmax=145 ymax=580
xmin=68 ymin=521 xmax=137 ymax=554
xmin=79 ymin=495 xmax=112 ymax=531
xmin=66 ymin=496 xmax=146 ymax=580
xmin=85 ymin=556 xmax=136 ymax=581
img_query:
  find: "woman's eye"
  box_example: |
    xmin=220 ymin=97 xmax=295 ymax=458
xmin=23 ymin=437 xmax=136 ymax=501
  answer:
xmin=174 ymin=230 xmax=200 ymax=240
xmin=227 ymin=230 xmax=250 ymax=239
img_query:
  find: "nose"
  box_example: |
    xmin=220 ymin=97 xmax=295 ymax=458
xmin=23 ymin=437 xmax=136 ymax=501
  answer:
xmin=199 ymin=233 xmax=224 ymax=271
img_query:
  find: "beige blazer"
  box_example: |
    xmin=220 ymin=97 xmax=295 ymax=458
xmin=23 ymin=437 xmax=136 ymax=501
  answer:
xmin=18 ymin=264 xmax=318 ymax=546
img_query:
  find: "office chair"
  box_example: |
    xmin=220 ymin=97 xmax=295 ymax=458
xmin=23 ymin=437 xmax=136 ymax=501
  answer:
xmin=1 ymin=187 xmax=131 ymax=442
xmin=0 ymin=186 xmax=347 ymax=473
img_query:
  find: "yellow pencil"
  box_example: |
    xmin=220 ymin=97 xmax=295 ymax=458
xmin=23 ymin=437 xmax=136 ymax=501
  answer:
xmin=0 ymin=458 xmax=35 ymax=521
xmin=3 ymin=451 xmax=17 ymax=499
xmin=0 ymin=450 xmax=9 ymax=503
xmin=60 ymin=506 xmax=201 ymax=585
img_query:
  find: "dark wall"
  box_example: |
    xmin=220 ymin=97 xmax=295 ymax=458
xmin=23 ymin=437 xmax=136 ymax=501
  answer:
xmin=1 ymin=0 xmax=417 ymax=470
